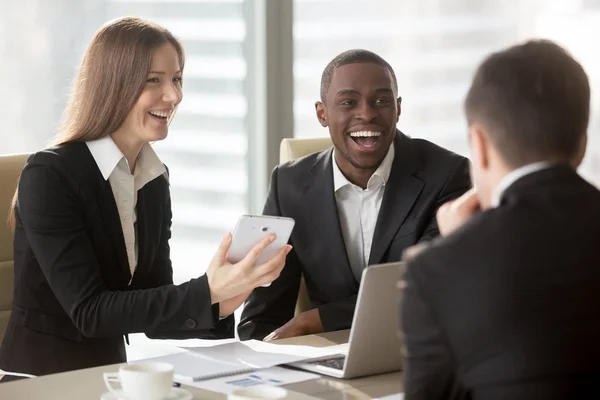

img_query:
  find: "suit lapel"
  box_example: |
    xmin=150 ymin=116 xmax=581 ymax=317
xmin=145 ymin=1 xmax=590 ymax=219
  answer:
xmin=368 ymin=132 xmax=424 ymax=265
xmin=79 ymin=142 xmax=131 ymax=280
xmin=305 ymin=150 xmax=357 ymax=284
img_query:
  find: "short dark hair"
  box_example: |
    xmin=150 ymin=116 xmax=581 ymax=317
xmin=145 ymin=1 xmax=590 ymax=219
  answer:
xmin=320 ymin=49 xmax=398 ymax=102
xmin=465 ymin=39 xmax=590 ymax=168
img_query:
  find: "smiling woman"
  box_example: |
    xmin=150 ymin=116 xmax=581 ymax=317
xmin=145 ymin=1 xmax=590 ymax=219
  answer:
xmin=0 ymin=16 xmax=291 ymax=380
xmin=110 ymin=41 xmax=183 ymax=168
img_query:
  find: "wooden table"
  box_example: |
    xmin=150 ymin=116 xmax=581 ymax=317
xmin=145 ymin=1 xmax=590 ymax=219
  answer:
xmin=0 ymin=330 xmax=403 ymax=399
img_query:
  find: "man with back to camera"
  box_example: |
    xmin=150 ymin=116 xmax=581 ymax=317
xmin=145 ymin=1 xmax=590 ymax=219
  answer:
xmin=238 ymin=49 xmax=472 ymax=341
xmin=401 ymin=39 xmax=600 ymax=400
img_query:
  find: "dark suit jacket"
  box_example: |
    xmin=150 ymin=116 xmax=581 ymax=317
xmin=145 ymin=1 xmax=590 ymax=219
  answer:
xmin=0 ymin=141 xmax=233 ymax=377
xmin=238 ymin=132 xmax=471 ymax=340
xmin=401 ymin=166 xmax=600 ymax=400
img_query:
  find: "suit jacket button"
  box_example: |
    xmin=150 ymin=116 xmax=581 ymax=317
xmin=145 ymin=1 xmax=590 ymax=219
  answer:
xmin=185 ymin=318 xmax=197 ymax=329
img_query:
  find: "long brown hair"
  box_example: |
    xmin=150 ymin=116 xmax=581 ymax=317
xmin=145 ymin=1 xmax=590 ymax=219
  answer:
xmin=8 ymin=17 xmax=185 ymax=229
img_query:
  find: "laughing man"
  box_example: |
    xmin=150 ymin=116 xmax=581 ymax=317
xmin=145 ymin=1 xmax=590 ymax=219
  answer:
xmin=238 ymin=49 xmax=471 ymax=341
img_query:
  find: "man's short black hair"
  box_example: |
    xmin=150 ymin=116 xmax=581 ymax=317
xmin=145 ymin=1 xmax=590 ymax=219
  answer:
xmin=465 ymin=39 xmax=590 ymax=168
xmin=320 ymin=49 xmax=398 ymax=102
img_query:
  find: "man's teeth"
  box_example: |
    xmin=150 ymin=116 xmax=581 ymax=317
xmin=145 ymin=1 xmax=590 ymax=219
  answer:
xmin=349 ymin=131 xmax=381 ymax=138
xmin=149 ymin=110 xmax=171 ymax=118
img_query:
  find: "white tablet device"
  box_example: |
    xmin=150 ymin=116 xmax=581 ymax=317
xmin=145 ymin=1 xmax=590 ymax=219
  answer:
xmin=227 ymin=215 xmax=295 ymax=266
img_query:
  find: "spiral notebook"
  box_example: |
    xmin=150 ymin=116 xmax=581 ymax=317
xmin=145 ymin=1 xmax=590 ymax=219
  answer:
xmin=149 ymin=341 xmax=311 ymax=382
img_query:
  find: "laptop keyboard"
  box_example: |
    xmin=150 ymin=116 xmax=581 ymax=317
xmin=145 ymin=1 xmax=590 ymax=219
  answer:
xmin=309 ymin=355 xmax=346 ymax=370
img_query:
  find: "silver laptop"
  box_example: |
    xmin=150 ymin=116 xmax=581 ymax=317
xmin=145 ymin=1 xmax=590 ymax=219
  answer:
xmin=288 ymin=262 xmax=404 ymax=379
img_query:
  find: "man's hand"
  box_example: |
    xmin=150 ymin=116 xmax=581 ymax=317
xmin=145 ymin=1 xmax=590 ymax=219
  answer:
xmin=263 ymin=308 xmax=324 ymax=342
xmin=402 ymin=242 xmax=430 ymax=263
xmin=436 ymin=188 xmax=481 ymax=236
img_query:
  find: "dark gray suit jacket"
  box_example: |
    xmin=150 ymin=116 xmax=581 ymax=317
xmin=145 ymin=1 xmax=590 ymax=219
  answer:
xmin=238 ymin=132 xmax=471 ymax=340
xmin=402 ymin=166 xmax=600 ymax=400
xmin=0 ymin=141 xmax=233 ymax=377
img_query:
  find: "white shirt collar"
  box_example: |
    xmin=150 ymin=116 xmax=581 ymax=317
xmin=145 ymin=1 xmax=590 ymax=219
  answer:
xmin=491 ymin=161 xmax=554 ymax=207
xmin=332 ymin=143 xmax=395 ymax=192
xmin=85 ymin=136 xmax=165 ymax=181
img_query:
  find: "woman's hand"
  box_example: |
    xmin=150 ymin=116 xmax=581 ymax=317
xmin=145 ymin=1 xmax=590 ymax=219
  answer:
xmin=218 ymin=291 xmax=252 ymax=318
xmin=206 ymin=233 xmax=292 ymax=306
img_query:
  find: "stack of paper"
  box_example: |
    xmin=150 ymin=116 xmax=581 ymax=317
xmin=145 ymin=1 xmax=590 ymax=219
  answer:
xmin=149 ymin=339 xmax=347 ymax=382
xmin=237 ymin=340 xmax=349 ymax=359
xmin=186 ymin=366 xmax=320 ymax=395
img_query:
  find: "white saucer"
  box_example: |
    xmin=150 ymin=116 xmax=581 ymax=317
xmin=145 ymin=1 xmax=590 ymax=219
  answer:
xmin=229 ymin=385 xmax=288 ymax=399
xmin=100 ymin=387 xmax=193 ymax=400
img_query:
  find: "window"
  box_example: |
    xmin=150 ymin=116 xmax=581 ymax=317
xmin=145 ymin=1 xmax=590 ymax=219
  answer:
xmin=293 ymin=0 xmax=600 ymax=186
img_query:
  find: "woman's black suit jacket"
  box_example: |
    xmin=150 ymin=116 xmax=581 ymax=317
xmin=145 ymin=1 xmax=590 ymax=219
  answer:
xmin=0 ymin=141 xmax=233 ymax=376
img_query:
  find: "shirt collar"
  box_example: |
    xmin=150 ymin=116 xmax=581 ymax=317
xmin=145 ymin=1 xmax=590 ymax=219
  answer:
xmin=85 ymin=136 xmax=165 ymax=181
xmin=490 ymin=161 xmax=554 ymax=207
xmin=332 ymin=143 xmax=395 ymax=192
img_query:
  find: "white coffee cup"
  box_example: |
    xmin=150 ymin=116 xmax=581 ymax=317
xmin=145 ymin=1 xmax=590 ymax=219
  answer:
xmin=228 ymin=385 xmax=288 ymax=400
xmin=103 ymin=361 xmax=174 ymax=400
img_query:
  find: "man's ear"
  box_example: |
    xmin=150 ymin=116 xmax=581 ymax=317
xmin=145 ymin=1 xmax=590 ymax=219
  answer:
xmin=572 ymin=132 xmax=588 ymax=168
xmin=469 ymin=123 xmax=490 ymax=172
xmin=315 ymin=101 xmax=328 ymax=127
xmin=396 ymin=96 xmax=402 ymax=123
